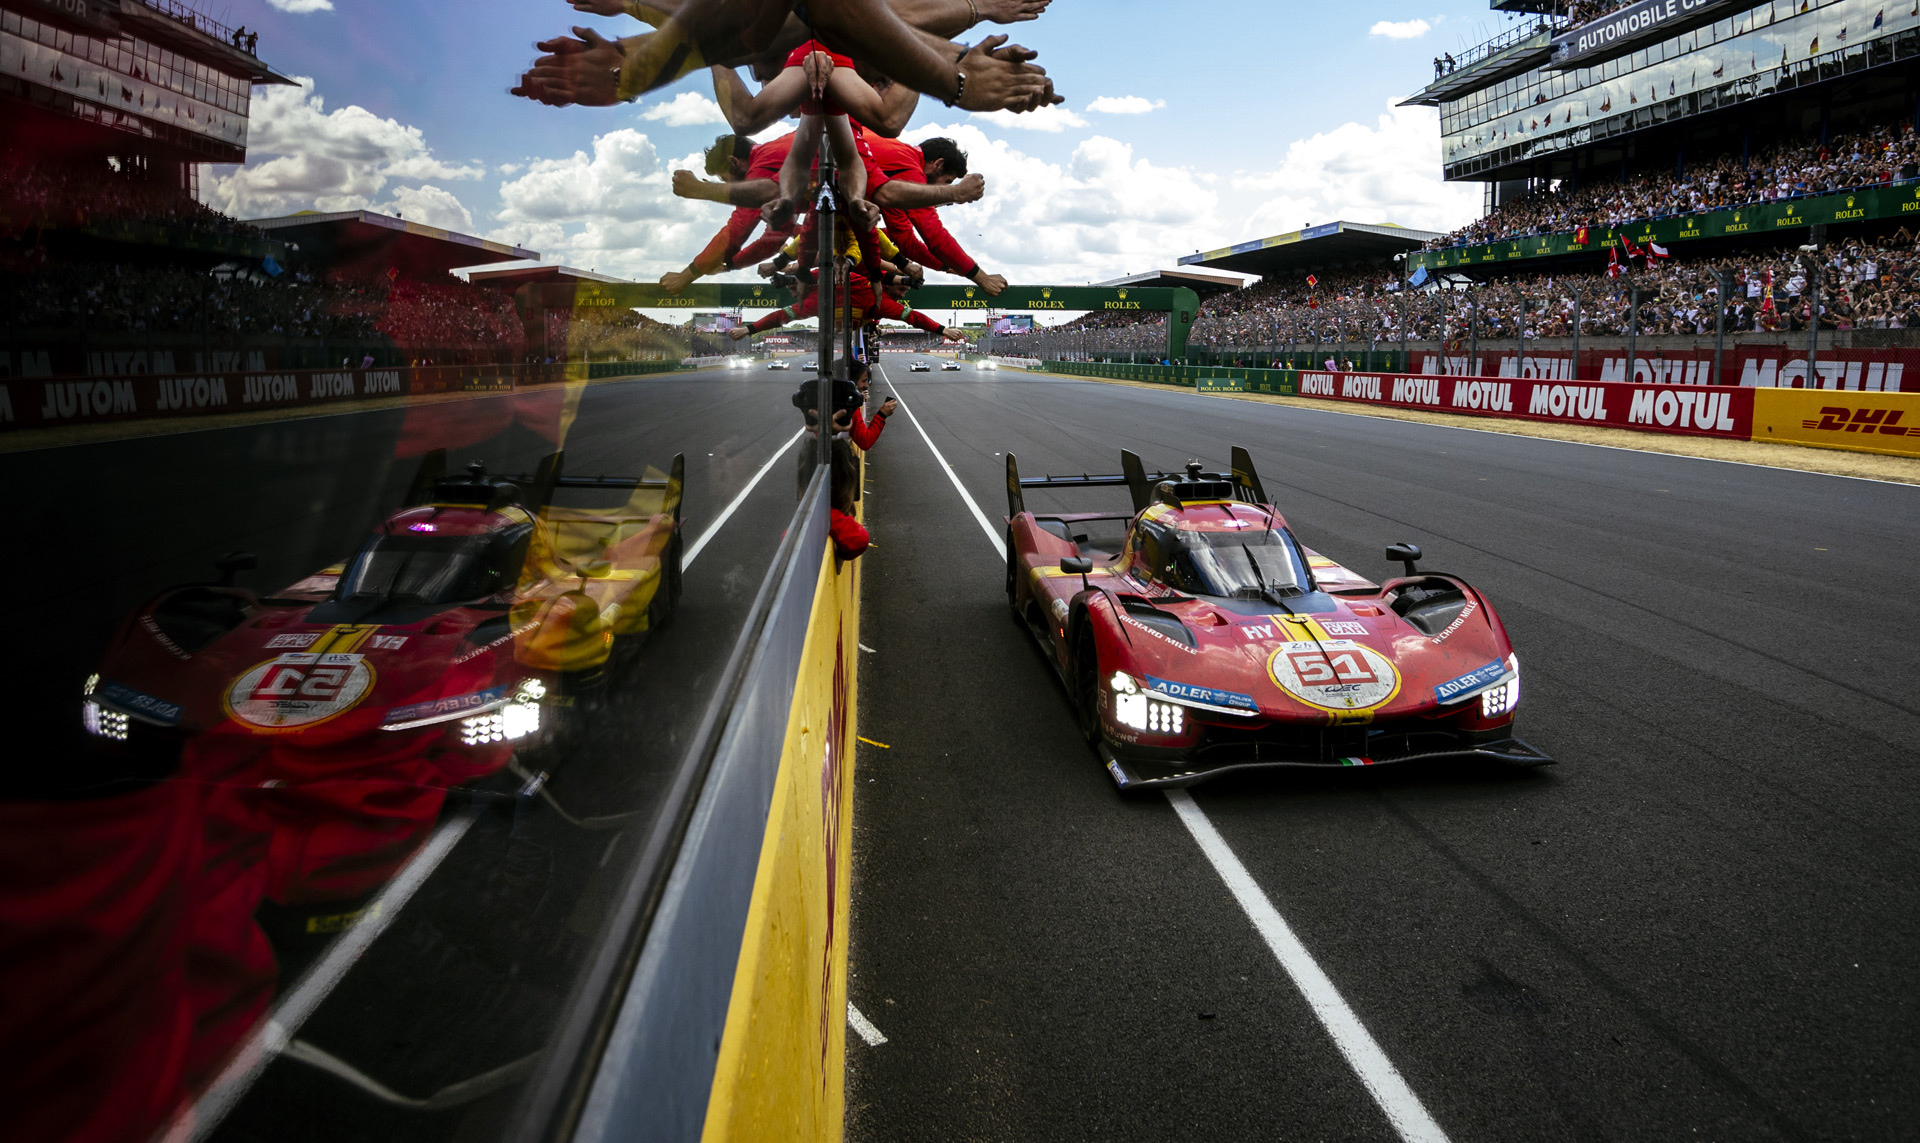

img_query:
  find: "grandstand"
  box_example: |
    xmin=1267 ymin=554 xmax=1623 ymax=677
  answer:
xmin=1007 ymin=2 xmax=1920 ymax=389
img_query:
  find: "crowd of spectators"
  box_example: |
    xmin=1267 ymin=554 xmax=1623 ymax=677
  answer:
xmin=0 ymin=156 xmax=260 ymax=239
xmin=0 ymin=257 xmax=536 ymax=357
xmin=1429 ymin=123 xmax=1920 ymax=250
xmin=1012 ymin=227 xmax=1920 ymax=359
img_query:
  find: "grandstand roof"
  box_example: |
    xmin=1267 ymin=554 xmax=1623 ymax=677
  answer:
xmin=1177 ymin=221 xmax=1441 ymax=279
xmin=461 ymin=262 xmax=631 ymax=290
xmin=244 ymin=210 xmax=538 ymax=280
xmin=1091 ymin=268 xmax=1245 ymax=299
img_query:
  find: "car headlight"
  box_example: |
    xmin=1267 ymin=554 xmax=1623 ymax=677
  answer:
xmin=82 ymin=700 xmax=130 ymax=741
xmin=384 ymin=678 xmax=547 ymax=734
xmin=1481 ymin=654 xmax=1521 ymax=719
xmin=1109 ymin=673 xmax=1185 ymax=734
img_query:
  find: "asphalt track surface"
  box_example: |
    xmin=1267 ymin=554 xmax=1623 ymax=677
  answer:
xmin=0 ymin=366 xmax=815 ymax=1141
xmin=847 ymin=364 xmax=1920 ymax=1142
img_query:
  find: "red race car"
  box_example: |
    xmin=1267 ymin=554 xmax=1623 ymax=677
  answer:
xmin=1005 ymin=447 xmax=1550 ymax=790
xmin=81 ymin=448 xmax=684 ymax=780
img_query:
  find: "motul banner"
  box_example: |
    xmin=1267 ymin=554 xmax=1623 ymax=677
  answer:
xmin=0 ymin=365 xmax=575 ymax=433
xmin=1296 ymin=371 xmax=1754 ymax=440
xmin=1414 ymin=348 xmax=1920 ymax=392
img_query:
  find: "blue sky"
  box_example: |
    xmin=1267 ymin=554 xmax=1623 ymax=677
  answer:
xmin=206 ymin=0 xmax=1540 ymax=283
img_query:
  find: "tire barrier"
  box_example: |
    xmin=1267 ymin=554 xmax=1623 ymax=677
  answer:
xmin=0 ymin=360 xmax=689 ymax=433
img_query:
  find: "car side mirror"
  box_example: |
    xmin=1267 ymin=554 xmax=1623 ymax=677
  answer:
xmin=1061 ymin=556 xmax=1093 ymax=591
xmin=215 ymin=551 xmax=258 ymax=587
xmin=1385 ymin=543 xmax=1422 ymax=579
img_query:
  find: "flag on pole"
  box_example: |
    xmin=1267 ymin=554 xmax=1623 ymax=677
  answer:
xmin=1408 ymin=265 xmax=1429 ymax=288
xmin=1607 ymin=243 xmax=1622 ymax=278
xmin=1622 ymin=236 xmax=1645 ymax=260
xmin=1305 ymin=274 xmax=1318 ymax=288
xmin=1648 ymin=242 xmax=1671 ymax=259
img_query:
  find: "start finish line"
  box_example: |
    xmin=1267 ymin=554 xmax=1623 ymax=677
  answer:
xmin=520 ymin=282 xmax=1202 ymax=358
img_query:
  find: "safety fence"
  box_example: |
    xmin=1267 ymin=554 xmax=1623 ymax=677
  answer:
xmin=1039 ymin=360 xmax=1920 ymax=459
xmin=0 ymin=360 xmax=689 ymax=433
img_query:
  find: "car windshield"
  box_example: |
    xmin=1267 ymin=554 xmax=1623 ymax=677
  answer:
xmin=336 ymin=530 xmax=524 ymax=604
xmin=1160 ymin=528 xmax=1310 ymax=599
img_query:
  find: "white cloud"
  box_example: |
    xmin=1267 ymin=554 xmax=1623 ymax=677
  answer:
xmin=201 ymin=77 xmax=482 ymax=223
xmin=1369 ymin=18 xmax=1431 ymax=39
xmin=497 ymin=162 xmax=522 ymax=174
xmin=1086 ymin=96 xmax=1165 ymax=115
xmin=638 ymin=91 xmax=729 ymax=128
xmin=266 ymin=0 xmax=333 ymax=11
xmin=893 ymin=124 xmax=1221 ymax=283
xmin=968 ymin=104 xmax=1089 ymax=133
xmin=489 ymin=130 xmax=717 ymax=278
xmin=1224 ymin=102 xmax=1478 ymax=239
xmin=379 ymin=185 xmax=474 ymax=232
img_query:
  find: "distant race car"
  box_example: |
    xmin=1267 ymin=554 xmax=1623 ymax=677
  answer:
xmin=909 ymin=360 xmax=932 ymax=372
xmin=767 ymin=360 xmax=791 ymax=370
xmin=805 ymin=360 xmax=820 ymax=371
xmin=82 ymin=449 xmax=684 ymax=775
xmin=1005 ymin=447 xmax=1549 ymax=789
xmin=942 ymin=361 xmax=962 ymax=371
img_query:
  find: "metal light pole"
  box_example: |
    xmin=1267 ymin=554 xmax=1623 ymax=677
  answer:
xmin=1394 ymin=252 xmax=1409 ymax=372
xmin=1571 ymin=286 xmax=1581 ymax=379
xmin=1802 ymin=223 xmax=1826 ymax=387
xmin=1519 ymin=294 xmax=1529 ymax=381
xmin=1468 ymin=283 xmax=1479 ymax=375
xmin=1626 ymin=284 xmax=1641 ymax=385
xmin=1713 ymin=266 xmax=1731 ymax=387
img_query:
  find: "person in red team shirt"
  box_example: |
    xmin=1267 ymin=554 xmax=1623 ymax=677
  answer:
xmin=862 ymin=132 xmax=1006 ymax=296
xmin=659 ymin=132 xmax=799 ymax=295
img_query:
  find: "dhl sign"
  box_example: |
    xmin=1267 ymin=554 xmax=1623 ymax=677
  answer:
xmin=1753 ymin=390 xmax=1920 ymax=459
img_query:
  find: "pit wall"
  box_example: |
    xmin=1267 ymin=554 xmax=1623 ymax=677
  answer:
xmin=1035 ymin=361 xmax=1920 ymax=460
xmin=0 ymin=361 xmax=686 ymax=433
xmin=697 ymin=506 xmax=861 ymax=1143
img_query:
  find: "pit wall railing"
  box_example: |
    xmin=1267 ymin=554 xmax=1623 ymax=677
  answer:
xmin=505 ymin=456 xmax=862 ymax=1143
xmin=1037 ymin=360 xmax=1920 ymax=460
xmin=2 ymin=360 xmax=688 ymax=433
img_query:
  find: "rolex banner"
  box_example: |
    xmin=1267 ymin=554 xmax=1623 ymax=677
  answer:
xmin=1411 ymin=183 xmax=1920 ymax=274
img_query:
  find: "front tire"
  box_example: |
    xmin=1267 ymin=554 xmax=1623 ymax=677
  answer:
xmin=1073 ymin=626 xmax=1102 ymax=746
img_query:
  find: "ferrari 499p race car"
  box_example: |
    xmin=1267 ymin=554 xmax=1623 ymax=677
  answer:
xmin=81 ymin=448 xmax=684 ymax=775
xmin=1005 ymin=447 xmax=1550 ymax=789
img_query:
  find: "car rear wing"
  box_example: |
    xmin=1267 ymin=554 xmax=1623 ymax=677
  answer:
xmin=406 ymin=449 xmax=685 ymax=521
xmin=1005 ymin=446 xmax=1269 ymax=518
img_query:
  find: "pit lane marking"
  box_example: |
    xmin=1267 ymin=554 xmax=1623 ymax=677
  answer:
xmin=683 ymin=426 xmax=809 ymax=566
xmin=892 ymin=394 xmax=1451 ymax=1143
xmin=883 ymin=369 xmax=1006 ymax=560
xmin=847 ymin=1002 xmax=889 ymax=1047
xmin=1166 ymin=791 xmax=1450 ymax=1143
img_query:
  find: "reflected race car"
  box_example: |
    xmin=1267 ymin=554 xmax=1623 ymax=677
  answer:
xmin=82 ymin=449 xmax=684 ymax=772
xmin=941 ymin=361 xmax=962 ymax=371
xmin=767 ymin=360 xmax=791 ymax=370
xmin=1005 ymin=447 xmax=1550 ymax=789
xmin=909 ymin=360 xmax=932 ymax=372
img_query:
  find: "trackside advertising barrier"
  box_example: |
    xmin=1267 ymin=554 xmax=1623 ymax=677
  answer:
xmin=1411 ymin=348 xmax=1920 ymax=391
xmin=1295 ymin=370 xmax=1754 ymax=440
xmin=1043 ymin=359 xmax=1299 ymax=394
xmin=0 ymin=361 xmax=685 ymax=433
xmin=1752 ymin=388 xmax=1920 ymax=458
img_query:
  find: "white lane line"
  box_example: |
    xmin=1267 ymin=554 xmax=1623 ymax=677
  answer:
xmin=1165 ymin=791 xmax=1450 ymax=1143
xmin=163 ymin=811 xmax=480 ymax=1142
xmin=880 ymin=366 xmax=1006 ymax=559
xmin=892 ymin=397 xmax=1449 ymax=1143
xmin=683 ymin=426 xmax=808 ymax=568
xmin=166 ymin=425 xmax=803 ymax=1137
xmin=847 ymin=1002 xmax=889 ymax=1047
